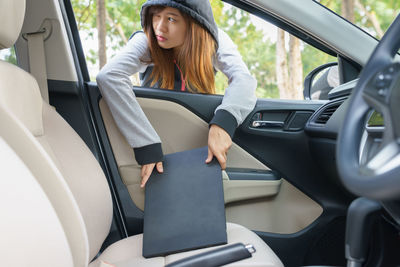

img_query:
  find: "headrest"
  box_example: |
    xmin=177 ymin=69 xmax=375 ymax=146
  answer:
xmin=0 ymin=0 xmax=26 ymax=49
xmin=0 ymin=61 xmax=44 ymax=136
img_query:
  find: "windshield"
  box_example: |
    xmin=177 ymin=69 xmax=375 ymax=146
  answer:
xmin=316 ymin=0 xmax=399 ymax=40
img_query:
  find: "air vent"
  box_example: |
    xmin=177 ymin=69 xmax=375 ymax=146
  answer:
xmin=315 ymin=102 xmax=342 ymax=124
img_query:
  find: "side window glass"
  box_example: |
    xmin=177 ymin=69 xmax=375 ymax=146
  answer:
xmin=213 ymin=2 xmax=337 ymax=100
xmin=71 ymin=0 xmax=146 ymax=81
xmin=0 ymin=46 xmax=17 ymax=66
xmin=71 ymin=1 xmax=337 ymax=99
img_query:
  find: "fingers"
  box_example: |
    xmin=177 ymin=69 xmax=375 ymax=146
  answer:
xmin=141 ymin=162 xmax=163 ymax=188
xmin=207 ymin=125 xmax=231 ymax=169
xmin=156 ymin=162 xmax=164 ymax=173
xmin=140 ymin=175 xmax=150 ymax=188
xmin=141 ymin=163 xmax=155 ymax=188
xmin=215 ymin=152 xmax=227 ymax=170
xmin=205 ymin=147 xmax=213 ymax=163
xmin=206 ymin=146 xmax=227 ymax=169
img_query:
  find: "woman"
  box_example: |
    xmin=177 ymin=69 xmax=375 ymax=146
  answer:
xmin=96 ymin=0 xmax=257 ymax=187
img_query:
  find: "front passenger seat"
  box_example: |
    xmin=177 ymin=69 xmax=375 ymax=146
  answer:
xmin=0 ymin=0 xmax=283 ymax=266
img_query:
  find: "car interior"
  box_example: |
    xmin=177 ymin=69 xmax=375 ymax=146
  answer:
xmin=1 ymin=0 xmax=400 ymax=266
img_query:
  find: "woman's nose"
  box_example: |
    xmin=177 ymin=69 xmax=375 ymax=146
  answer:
xmin=155 ymin=19 xmax=167 ymax=33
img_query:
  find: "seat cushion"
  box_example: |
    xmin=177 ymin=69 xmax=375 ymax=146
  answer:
xmin=90 ymin=223 xmax=283 ymax=267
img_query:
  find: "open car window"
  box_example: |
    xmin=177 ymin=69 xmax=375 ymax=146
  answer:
xmin=212 ymin=2 xmax=337 ymax=99
xmin=72 ymin=1 xmax=336 ymax=100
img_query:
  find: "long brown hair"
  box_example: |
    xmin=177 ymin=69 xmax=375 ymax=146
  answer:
xmin=142 ymin=6 xmax=217 ymax=94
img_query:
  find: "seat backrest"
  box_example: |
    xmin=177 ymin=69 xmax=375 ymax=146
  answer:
xmin=0 ymin=0 xmax=113 ymax=264
xmin=0 ymin=104 xmax=78 ymax=267
xmin=0 ymin=138 xmax=73 ymax=267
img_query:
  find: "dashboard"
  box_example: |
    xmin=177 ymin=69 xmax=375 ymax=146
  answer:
xmin=305 ymin=78 xmax=400 ymax=226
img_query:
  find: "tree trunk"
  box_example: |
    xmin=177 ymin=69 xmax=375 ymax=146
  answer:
xmin=97 ymin=0 xmax=107 ymax=69
xmin=288 ymin=35 xmax=303 ymax=100
xmin=276 ymin=29 xmax=290 ymax=99
xmin=341 ymin=0 xmax=355 ymax=23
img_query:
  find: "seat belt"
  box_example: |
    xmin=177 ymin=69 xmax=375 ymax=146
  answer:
xmin=26 ymin=31 xmax=49 ymax=103
xmin=23 ymin=19 xmax=52 ymax=104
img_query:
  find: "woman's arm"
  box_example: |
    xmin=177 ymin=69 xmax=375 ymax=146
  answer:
xmin=211 ymin=28 xmax=257 ymax=138
xmin=206 ymin=28 xmax=257 ymax=169
xmin=96 ymin=32 xmax=164 ymax=165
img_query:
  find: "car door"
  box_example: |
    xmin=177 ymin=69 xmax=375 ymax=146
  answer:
xmin=14 ymin=0 xmax=357 ymax=266
xmin=78 ymin=2 xmax=351 ymax=264
xmin=86 ymin=82 xmax=351 ymax=267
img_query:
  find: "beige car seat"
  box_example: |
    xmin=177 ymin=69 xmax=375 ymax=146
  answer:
xmin=0 ymin=0 xmax=283 ymax=266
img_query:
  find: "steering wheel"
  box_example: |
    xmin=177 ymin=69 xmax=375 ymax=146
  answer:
xmin=337 ymin=14 xmax=400 ymax=200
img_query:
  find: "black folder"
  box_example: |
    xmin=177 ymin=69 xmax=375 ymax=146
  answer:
xmin=142 ymin=146 xmax=227 ymax=258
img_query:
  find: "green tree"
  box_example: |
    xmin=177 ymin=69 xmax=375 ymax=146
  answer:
xmin=211 ymin=3 xmax=277 ymax=98
xmin=319 ymin=0 xmax=399 ymax=39
xmin=1 ymin=47 xmax=17 ymax=65
xmin=71 ymin=0 xmax=145 ymax=67
xmin=71 ymin=0 xmax=398 ymax=98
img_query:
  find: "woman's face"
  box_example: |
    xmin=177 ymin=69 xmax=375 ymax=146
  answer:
xmin=152 ymin=7 xmax=188 ymax=50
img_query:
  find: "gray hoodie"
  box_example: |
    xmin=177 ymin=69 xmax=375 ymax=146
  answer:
xmin=96 ymin=0 xmax=257 ymax=165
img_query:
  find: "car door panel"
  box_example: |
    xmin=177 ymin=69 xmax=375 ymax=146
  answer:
xmin=225 ymin=179 xmax=322 ymax=234
xmin=87 ymin=84 xmax=325 ymax=235
xmin=99 ymin=96 xmax=273 ymax=209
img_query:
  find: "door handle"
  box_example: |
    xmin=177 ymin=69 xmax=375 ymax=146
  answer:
xmin=251 ymin=120 xmax=284 ymax=128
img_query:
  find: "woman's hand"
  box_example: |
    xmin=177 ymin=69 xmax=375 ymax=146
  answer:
xmin=205 ymin=124 xmax=232 ymax=169
xmin=141 ymin=162 xmax=163 ymax=188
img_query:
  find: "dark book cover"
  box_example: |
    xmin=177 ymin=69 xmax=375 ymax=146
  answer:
xmin=143 ymin=146 xmax=227 ymax=258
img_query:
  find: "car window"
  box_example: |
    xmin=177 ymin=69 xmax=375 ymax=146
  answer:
xmin=213 ymin=2 xmax=336 ymax=99
xmin=0 ymin=46 xmax=17 ymax=65
xmin=71 ymin=0 xmax=336 ymax=100
xmin=71 ymin=0 xmax=146 ymax=82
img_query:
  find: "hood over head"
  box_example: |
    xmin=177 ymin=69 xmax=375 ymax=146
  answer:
xmin=140 ymin=0 xmax=219 ymax=46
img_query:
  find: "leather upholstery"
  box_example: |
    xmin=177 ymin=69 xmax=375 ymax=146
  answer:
xmin=0 ymin=61 xmax=43 ymax=136
xmin=0 ymin=0 xmax=25 ymax=49
xmin=40 ymin=102 xmax=113 ymax=261
xmin=0 ymin=60 xmax=112 ymax=263
xmin=0 ymin=136 xmax=74 ymax=267
xmin=90 ymin=223 xmax=283 ymax=267
xmin=0 ymin=103 xmax=88 ymax=267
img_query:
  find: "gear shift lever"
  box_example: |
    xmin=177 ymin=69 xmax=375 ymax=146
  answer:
xmin=345 ymin=197 xmax=381 ymax=267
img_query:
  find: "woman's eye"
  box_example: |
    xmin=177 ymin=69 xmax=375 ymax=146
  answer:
xmin=168 ymin=17 xmax=176 ymax=22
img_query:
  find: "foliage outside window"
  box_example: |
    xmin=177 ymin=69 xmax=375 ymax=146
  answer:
xmin=0 ymin=47 xmax=17 ymax=65
xmin=317 ymin=0 xmax=399 ymax=39
xmin=72 ymin=0 xmax=335 ymax=99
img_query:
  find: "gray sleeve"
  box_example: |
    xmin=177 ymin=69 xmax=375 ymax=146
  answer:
xmin=211 ymin=28 xmax=257 ymax=137
xmin=96 ymin=32 xmax=163 ymax=164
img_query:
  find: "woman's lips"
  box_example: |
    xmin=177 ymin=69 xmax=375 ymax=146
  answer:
xmin=156 ymin=35 xmax=167 ymax=42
